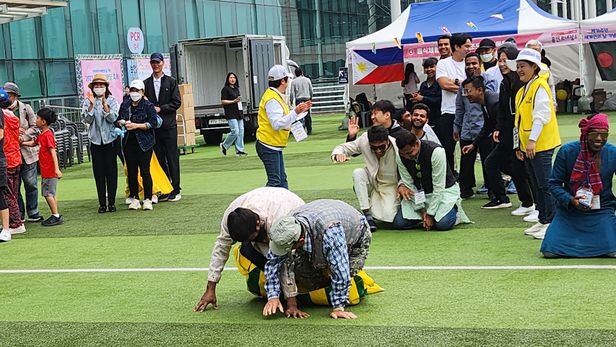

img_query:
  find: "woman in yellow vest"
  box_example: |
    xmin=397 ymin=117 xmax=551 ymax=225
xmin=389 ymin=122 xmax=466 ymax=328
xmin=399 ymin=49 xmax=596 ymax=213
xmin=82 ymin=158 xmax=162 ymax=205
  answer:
xmin=511 ymin=48 xmax=561 ymax=240
xmin=255 ymin=65 xmax=312 ymax=188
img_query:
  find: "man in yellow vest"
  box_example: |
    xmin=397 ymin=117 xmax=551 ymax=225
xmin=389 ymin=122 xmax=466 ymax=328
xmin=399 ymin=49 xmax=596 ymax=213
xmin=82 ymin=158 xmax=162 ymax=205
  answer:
xmin=256 ymin=65 xmax=312 ymax=188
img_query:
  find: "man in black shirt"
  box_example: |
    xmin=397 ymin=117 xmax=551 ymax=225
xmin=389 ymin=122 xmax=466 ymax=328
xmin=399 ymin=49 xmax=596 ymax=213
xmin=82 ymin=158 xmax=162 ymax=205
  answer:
xmin=411 ymin=58 xmax=441 ymax=127
xmin=144 ymin=53 xmax=182 ymax=202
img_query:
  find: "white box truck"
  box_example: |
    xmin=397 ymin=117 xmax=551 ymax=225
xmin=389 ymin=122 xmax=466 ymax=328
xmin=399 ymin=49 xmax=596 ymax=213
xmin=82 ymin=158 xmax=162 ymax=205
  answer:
xmin=171 ymin=35 xmax=296 ymax=145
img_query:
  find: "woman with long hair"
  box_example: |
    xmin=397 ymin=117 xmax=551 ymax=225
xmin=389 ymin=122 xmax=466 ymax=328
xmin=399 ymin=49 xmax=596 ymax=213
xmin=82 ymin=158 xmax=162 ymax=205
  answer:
xmin=401 ymin=63 xmax=420 ymax=110
xmin=220 ymin=72 xmax=246 ymax=157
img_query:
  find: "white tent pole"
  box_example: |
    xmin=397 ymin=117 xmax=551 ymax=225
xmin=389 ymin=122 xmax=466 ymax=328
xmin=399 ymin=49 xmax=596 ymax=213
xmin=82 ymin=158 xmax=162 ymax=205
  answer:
xmin=563 ymin=0 xmax=568 ymax=19
xmin=551 ymin=0 xmax=558 ymax=15
xmin=390 ymin=0 xmax=402 ymax=22
xmin=607 ymin=0 xmax=612 ymax=12
xmin=576 ymin=0 xmax=585 ymax=99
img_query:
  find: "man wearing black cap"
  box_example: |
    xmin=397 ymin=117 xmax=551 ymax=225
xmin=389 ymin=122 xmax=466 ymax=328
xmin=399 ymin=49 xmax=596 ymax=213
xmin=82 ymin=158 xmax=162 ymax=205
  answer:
xmin=477 ymin=38 xmax=497 ymax=70
xmin=144 ymin=53 xmax=182 ymax=202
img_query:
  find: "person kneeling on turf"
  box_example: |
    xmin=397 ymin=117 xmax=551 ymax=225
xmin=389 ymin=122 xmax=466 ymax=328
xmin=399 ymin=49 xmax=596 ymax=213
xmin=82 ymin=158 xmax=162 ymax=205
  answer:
xmin=332 ymin=126 xmax=401 ymax=232
xmin=263 ymin=199 xmax=371 ymax=320
xmin=393 ymin=131 xmax=470 ymax=231
xmin=194 ymin=187 xmax=305 ymax=312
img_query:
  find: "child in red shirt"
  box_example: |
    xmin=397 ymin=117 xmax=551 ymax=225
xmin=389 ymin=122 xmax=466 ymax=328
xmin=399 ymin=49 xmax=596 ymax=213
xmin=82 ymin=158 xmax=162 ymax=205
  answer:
xmin=0 ymin=98 xmax=10 ymax=242
xmin=22 ymin=108 xmax=63 ymax=226
xmin=2 ymin=108 xmax=24 ymax=233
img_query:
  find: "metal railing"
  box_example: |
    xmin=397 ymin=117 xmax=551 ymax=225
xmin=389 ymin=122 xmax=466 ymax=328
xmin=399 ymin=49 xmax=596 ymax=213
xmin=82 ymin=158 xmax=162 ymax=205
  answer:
xmin=311 ymin=84 xmax=347 ymax=114
xmin=45 ymin=105 xmax=83 ymax=123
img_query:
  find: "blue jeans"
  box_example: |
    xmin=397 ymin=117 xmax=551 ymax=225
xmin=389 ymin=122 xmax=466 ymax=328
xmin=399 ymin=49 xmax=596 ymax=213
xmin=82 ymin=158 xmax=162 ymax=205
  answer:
xmin=222 ymin=118 xmax=245 ymax=152
xmin=18 ymin=160 xmax=39 ymax=218
xmin=256 ymin=141 xmax=288 ymax=189
xmin=393 ymin=205 xmax=458 ymax=231
xmin=525 ymin=149 xmax=555 ymax=224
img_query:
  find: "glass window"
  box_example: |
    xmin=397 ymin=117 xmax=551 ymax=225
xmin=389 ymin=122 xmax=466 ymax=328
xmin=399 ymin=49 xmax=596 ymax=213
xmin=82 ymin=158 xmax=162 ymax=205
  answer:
xmin=265 ymin=6 xmax=282 ymax=35
xmin=97 ymin=0 xmax=120 ymax=54
xmin=42 ymin=7 xmax=69 ymax=58
xmin=14 ymin=61 xmax=42 ymax=98
xmin=0 ymin=62 xmax=8 ymax=83
xmin=203 ymin=0 xmax=222 ymax=37
xmin=144 ymin=0 xmax=165 ymax=53
xmin=186 ymin=0 xmax=199 ymax=39
xmin=220 ymin=2 xmax=237 ymax=35
xmin=0 ymin=25 xmax=6 ymax=59
xmin=255 ymin=5 xmax=268 ymax=34
xmin=46 ymin=62 xmax=77 ymax=96
xmin=165 ymin=0 xmax=185 ymax=45
xmin=122 ymin=0 xmax=141 ymax=53
xmin=236 ymin=4 xmax=255 ymax=35
xmin=70 ymin=0 xmax=96 ymax=54
xmin=10 ymin=19 xmax=39 ymax=59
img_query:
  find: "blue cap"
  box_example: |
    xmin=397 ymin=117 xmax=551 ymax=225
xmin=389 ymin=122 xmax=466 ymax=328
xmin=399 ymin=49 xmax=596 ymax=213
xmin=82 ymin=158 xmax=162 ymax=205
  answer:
xmin=0 ymin=88 xmax=9 ymax=104
xmin=150 ymin=53 xmax=164 ymax=62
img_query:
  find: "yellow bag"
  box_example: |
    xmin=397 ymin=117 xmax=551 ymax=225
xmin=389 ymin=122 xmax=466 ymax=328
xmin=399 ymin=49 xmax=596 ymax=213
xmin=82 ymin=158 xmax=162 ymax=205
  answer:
xmin=232 ymin=244 xmax=383 ymax=306
xmin=124 ymin=152 xmax=173 ymax=198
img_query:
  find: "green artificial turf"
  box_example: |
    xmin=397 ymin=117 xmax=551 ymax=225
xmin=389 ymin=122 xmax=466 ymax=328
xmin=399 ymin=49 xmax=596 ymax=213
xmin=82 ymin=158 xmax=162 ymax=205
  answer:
xmin=1 ymin=112 xmax=615 ymax=346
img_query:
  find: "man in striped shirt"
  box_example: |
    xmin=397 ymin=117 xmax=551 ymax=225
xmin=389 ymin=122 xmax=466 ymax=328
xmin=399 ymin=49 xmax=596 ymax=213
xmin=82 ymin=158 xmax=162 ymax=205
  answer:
xmin=263 ymin=199 xmax=371 ymax=319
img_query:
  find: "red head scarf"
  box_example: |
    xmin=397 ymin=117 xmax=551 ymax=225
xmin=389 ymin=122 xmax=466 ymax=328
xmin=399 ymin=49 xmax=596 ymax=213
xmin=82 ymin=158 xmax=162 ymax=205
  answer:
xmin=569 ymin=113 xmax=609 ymax=195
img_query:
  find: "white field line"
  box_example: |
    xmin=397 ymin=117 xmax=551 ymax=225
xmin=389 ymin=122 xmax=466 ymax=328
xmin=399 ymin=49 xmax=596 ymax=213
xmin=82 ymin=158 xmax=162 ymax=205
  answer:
xmin=1 ymin=265 xmax=615 ymax=274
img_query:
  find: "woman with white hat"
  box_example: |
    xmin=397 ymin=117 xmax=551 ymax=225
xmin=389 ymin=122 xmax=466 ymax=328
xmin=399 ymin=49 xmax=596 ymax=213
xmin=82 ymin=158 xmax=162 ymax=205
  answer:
xmin=118 ymin=80 xmax=159 ymax=211
xmin=509 ymin=48 xmax=562 ymax=240
xmin=82 ymin=74 xmax=120 ymax=213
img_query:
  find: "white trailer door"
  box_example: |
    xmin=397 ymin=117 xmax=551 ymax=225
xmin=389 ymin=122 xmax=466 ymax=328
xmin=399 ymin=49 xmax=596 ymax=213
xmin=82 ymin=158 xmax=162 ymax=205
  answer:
xmin=249 ymin=39 xmax=276 ymax=103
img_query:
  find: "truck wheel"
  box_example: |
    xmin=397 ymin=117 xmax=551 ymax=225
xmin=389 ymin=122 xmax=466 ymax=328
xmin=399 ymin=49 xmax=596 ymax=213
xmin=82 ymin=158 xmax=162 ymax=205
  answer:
xmin=203 ymin=132 xmax=223 ymax=145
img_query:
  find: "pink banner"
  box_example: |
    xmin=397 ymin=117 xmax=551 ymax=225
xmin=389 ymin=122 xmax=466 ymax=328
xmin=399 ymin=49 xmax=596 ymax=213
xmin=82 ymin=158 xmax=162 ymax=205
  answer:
xmin=403 ymin=31 xmax=580 ymax=59
xmin=581 ymin=24 xmax=616 ymax=43
xmin=79 ymin=59 xmax=124 ymax=99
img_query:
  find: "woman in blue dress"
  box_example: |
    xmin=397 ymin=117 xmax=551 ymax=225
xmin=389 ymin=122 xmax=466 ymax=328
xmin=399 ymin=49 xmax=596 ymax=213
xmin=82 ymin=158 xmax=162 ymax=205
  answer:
xmin=541 ymin=113 xmax=616 ymax=258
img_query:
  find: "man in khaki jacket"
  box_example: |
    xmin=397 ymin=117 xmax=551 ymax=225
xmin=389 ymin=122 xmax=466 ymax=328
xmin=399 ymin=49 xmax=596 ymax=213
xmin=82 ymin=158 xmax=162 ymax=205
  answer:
xmin=332 ymin=126 xmax=400 ymax=231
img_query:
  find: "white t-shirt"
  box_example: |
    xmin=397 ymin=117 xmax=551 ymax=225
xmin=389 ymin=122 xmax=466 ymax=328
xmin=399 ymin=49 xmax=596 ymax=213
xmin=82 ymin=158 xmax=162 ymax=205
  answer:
xmin=436 ymin=57 xmax=466 ymax=114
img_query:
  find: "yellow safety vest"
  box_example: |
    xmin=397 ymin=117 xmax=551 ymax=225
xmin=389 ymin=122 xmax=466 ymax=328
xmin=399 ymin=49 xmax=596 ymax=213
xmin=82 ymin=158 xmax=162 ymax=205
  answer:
xmin=514 ymin=77 xmax=561 ymax=152
xmin=256 ymin=88 xmax=291 ymax=148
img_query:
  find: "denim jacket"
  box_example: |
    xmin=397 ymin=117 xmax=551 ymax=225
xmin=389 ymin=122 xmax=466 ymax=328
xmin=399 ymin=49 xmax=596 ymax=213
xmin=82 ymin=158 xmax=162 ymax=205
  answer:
xmin=82 ymin=95 xmax=120 ymax=145
xmin=118 ymin=98 xmax=158 ymax=152
xmin=454 ymin=84 xmax=484 ymax=141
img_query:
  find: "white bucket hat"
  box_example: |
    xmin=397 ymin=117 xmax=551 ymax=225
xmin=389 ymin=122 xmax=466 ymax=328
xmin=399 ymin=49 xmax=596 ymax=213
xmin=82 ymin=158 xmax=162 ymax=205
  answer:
xmin=506 ymin=48 xmax=548 ymax=72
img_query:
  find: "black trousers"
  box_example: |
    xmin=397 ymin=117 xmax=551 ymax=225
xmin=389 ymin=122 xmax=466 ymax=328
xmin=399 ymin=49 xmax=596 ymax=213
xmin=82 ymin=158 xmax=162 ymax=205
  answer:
xmin=240 ymin=241 xmax=267 ymax=270
xmin=154 ymin=127 xmax=181 ymax=195
xmin=459 ymin=137 xmax=494 ymax=197
xmin=90 ymin=142 xmax=118 ymax=207
xmin=435 ymin=113 xmax=456 ymax=173
xmin=484 ymin=132 xmax=534 ymax=206
xmin=296 ymin=97 xmax=312 ymax=135
xmin=125 ymin=134 xmax=153 ymax=200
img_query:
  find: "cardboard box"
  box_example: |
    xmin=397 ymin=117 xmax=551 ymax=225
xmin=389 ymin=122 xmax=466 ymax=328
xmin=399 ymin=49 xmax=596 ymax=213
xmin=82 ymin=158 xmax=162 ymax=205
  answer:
xmin=179 ymin=84 xmax=193 ymax=95
xmin=181 ymin=93 xmax=194 ymax=108
xmin=177 ymin=108 xmax=195 ymax=123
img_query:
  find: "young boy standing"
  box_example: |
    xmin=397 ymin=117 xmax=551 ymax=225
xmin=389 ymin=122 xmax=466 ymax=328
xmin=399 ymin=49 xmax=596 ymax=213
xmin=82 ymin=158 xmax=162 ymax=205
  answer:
xmin=22 ymin=108 xmax=63 ymax=226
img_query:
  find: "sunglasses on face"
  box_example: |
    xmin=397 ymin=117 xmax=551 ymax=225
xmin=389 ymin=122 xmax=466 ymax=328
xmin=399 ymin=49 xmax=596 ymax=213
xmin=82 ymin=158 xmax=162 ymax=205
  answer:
xmin=370 ymin=143 xmax=389 ymax=153
xmin=588 ymin=132 xmax=609 ymax=139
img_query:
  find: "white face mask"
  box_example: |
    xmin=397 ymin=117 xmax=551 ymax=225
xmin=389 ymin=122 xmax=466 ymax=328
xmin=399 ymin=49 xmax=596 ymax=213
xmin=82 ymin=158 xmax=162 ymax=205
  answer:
xmin=93 ymin=87 xmax=106 ymax=97
xmin=481 ymin=53 xmax=494 ymax=63
xmin=9 ymin=100 xmax=17 ymax=109
xmin=130 ymin=92 xmax=142 ymax=102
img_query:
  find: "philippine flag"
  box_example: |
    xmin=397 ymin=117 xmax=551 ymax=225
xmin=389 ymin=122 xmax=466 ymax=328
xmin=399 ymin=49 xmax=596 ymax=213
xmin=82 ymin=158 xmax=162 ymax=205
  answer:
xmin=352 ymin=47 xmax=404 ymax=85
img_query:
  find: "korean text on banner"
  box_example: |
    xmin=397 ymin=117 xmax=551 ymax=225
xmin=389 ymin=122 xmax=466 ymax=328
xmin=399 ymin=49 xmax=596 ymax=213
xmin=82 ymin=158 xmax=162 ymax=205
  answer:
xmin=127 ymin=57 xmax=172 ymax=82
xmin=80 ymin=59 xmax=124 ymax=98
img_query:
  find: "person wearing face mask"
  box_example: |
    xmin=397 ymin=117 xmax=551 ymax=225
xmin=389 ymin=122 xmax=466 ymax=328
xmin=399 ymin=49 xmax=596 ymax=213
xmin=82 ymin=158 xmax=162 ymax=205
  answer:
xmin=118 ymin=80 xmax=159 ymax=211
xmin=82 ymin=74 xmax=120 ymax=213
xmin=540 ymin=114 xmax=616 ymax=258
xmin=331 ymin=126 xmax=402 ymax=232
xmin=477 ymin=39 xmax=497 ymax=70
xmin=509 ymin=48 xmax=561 ymax=240
xmin=194 ymin=187 xmax=305 ymax=312
xmin=3 ymin=82 xmax=42 ymax=223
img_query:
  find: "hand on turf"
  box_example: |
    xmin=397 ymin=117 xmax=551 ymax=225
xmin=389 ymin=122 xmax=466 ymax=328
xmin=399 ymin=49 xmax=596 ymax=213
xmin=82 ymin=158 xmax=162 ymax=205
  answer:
xmin=285 ymin=306 xmax=310 ymax=319
xmin=194 ymin=285 xmax=218 ymax=312
xmin=423 ymin=214 xmax=435 ymax=231
xmin=330 ymin=310 xmax=357 ymax=320
xmin=263 ymin=298 xmax=284 ymax=317
xmin=334 ymin=154 xmax=348 ymax=163
xmin=397 ymin=184 xmax=414 ymax=201
xmin=348 ymin=116 xmax=360 ymax=138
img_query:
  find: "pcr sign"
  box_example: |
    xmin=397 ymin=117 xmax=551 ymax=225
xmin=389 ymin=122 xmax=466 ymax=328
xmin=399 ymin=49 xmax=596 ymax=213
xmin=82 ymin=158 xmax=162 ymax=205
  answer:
xmin=127 ymin=27 xmax=144 ymax=54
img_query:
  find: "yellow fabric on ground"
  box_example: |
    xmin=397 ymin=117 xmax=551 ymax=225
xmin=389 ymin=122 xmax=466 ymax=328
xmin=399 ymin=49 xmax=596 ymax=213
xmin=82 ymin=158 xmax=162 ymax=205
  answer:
xmin=124 ymin=153 xmax=173 ymax=198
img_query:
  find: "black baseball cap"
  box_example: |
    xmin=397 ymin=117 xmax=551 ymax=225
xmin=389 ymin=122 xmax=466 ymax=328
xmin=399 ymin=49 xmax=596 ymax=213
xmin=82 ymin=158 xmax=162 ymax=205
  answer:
xmin=478 ymin=38 xmax=496 ymax=51
xmin=150 ymin=53 xmax=164 ymax=63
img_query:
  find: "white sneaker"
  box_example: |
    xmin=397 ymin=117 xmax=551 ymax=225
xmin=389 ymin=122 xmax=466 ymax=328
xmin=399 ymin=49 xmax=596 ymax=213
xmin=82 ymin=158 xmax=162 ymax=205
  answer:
xmin=128 ymin=200 xmax=141 ymax=210
xmin=533 ymin=224 xmax=549 ymax=240
xmin=125 ymin=197 xmax=135 ymax=205
xmin=524 ymin=222 xmax=544 ymax=235
xmin=523 ymin=210 xmax=539 ymax=223
xmin=152 ymin=195 xmax=158 ymax=204
xmin=9 ymin=225 xmax=26 ymax=234
xmin=168 ymin=194 xmax=182 ymax=202
xmin=0 ymin=229 xmax=11 ymax=242
xmin=511 ymin=204 xmax=535 ymax=216
xmin=142 ymin=199 xmax=153 ymax=211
